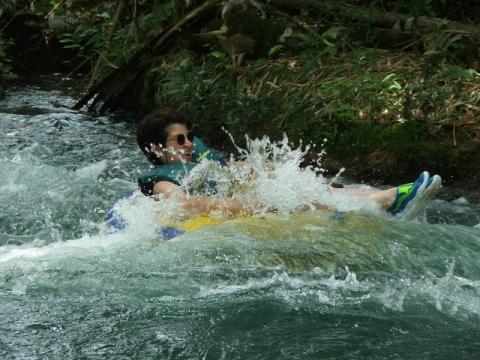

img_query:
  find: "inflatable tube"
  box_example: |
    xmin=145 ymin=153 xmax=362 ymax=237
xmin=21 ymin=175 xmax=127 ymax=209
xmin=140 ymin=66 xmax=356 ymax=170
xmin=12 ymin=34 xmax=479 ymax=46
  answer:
xmin=104 ymin=202 xmax=351 ymax=241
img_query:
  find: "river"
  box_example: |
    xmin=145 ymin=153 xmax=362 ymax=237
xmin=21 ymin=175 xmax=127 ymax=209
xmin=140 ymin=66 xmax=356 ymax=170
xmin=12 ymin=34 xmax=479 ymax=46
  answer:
xmin=1 ymin=75 xmax=480 ymax=359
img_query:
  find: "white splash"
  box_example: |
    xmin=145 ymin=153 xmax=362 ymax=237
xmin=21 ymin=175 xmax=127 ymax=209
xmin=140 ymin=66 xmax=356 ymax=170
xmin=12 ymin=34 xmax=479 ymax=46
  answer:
xmin=178 ymin=134 xmax=382 ymax=215
xmin=75 ymin=159 xmax=108 ymax=179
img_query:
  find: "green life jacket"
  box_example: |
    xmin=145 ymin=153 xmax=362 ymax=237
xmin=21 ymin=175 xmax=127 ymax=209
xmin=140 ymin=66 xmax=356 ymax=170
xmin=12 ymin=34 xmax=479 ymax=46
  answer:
xmin=138 ymin=137 xmax=225 ymax=196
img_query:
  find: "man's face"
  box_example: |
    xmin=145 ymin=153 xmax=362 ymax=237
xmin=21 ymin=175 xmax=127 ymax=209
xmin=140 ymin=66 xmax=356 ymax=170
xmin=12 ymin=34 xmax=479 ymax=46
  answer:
xmin=161 ymin=123 xmax=193 ymax=163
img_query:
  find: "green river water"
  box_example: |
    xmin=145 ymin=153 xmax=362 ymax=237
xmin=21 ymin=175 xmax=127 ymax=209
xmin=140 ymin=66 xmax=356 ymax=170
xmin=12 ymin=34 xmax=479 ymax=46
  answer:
xmin=1 ymin=76 xmax=480 ymax=359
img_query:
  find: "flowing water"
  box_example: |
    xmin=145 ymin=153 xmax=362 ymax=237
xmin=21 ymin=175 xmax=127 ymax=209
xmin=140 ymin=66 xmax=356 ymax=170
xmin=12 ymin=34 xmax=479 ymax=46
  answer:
xmin=1 ymin=76 xmax=480 ymax=359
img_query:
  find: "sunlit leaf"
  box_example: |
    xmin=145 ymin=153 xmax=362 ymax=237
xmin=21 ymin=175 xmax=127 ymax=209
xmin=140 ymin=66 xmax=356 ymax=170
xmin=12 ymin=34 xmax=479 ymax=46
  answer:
xmin=211 ymin=51 xmax=226 ymax=60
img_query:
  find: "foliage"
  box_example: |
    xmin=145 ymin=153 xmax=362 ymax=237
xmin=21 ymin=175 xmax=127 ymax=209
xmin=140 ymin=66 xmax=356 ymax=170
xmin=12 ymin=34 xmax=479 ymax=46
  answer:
xmin=0 ymin=2 xmax=17 ymax=75
xmin=0 ymin=35 xmax=12 ymax=76
xmin=150 ymin=47 xmax=479 ymax=178
xmin=50 ymin=3 xmax=115 ymax=65
xmin=58 ymin=22 xmax=103 ymax=60
xmin=0 ymin=0 xmax=18 ymax=15
xmin=51 ymin=1 xmax=175 ymax=77
xmin=105 ymin=1 xmax=175 ymax=67
xmin=411 ymin=0 xmax=446 ymax=17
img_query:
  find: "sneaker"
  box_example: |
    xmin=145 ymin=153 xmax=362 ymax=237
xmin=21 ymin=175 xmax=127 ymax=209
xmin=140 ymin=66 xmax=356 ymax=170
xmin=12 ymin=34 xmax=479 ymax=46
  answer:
xmin=398 ymin=174 xmax=442 ymax=220
xmin=388 ymin=171 xmax=429 ymax=217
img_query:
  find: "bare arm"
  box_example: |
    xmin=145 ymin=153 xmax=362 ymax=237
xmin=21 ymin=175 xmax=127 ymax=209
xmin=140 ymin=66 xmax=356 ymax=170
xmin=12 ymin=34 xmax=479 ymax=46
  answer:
xmin=152 ymin=180 xmax=331 ymax=216
xmin=330 ymin=187 xmax=396 ymax=210
xmin=153 ymin=181 xmax=249 ymax=216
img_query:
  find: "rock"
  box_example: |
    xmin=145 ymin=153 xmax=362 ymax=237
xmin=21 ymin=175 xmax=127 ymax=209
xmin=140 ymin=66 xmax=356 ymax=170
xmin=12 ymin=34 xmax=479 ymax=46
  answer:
xmin=452 ymin=197 xmax=470 ymax=205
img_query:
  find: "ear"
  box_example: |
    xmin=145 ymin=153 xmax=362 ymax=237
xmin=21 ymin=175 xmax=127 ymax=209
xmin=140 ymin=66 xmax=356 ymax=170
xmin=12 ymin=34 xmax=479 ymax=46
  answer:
xmin=150 ymin=143 xmax=164 ymax=160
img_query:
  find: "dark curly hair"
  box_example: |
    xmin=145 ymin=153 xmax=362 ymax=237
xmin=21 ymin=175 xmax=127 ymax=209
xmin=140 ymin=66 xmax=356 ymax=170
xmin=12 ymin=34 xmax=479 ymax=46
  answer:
xmin=136 ymin=107 xmax=191 ymax=165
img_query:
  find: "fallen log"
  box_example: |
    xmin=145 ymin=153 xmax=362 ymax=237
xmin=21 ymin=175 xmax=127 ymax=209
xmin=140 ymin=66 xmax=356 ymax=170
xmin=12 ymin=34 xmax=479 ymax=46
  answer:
xmin=270 ymin=0 xmax=480 ymax=36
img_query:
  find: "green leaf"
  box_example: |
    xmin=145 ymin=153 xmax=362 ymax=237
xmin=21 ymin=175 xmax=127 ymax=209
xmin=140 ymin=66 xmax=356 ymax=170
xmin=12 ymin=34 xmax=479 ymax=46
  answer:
xmin=322 ymin=26 xmax=342 ymax=40
xmin=268 ymin=44 xmax=284 ymax=57
xmin=59 ymin=38 xmax=75 ymax=44
xmin=210 ymin=51 xmax=226 ymax=60
xmin=382 ymin=73 xmax=396 ymax=82
xmin=98 ymin=11 xmax=111 ymax=19
xmin=63 ymin=44 xmax=81 ymax=49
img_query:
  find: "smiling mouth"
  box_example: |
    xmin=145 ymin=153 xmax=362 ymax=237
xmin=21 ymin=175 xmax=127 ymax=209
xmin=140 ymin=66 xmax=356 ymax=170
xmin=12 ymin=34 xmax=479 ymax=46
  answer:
xmin=177 ymin=149 xmax=192 ymax=156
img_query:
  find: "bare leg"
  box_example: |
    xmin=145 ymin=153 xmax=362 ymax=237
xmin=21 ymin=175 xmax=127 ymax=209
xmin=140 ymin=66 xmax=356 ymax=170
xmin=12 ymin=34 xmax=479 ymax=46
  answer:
xmin=331 ymin=187 xmax=397 ymax=210
xmin=327 ymin=172 xmax=439 ymax=216
xmin=367 ymin=188 xmax=397 ymax=209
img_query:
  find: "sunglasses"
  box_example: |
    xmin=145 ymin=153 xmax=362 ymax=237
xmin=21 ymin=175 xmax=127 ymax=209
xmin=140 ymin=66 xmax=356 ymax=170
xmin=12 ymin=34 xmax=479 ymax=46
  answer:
xmin=165 ymin=132 xmax=194 ymax=145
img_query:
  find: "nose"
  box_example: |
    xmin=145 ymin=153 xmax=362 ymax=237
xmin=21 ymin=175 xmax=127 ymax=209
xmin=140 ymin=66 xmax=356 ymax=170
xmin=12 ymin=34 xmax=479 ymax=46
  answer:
xmin=184 ymin=137 xmax=193 ymax=147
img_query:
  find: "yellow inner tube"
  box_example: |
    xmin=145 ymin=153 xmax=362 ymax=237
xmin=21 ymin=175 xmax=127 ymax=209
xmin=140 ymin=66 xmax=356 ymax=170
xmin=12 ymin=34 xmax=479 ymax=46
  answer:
xmin=176 ymin=215 xmax=227 ymax=231
xmin=159 ymin=209 xmax=382 ymax=235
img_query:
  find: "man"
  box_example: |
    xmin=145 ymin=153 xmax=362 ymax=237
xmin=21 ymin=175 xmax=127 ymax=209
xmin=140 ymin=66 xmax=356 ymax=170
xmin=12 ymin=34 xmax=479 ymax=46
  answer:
xmin=136 ymin=107 xmax=442 ymax=220
xmin=137 ymin=107 xmax=247 ymax=216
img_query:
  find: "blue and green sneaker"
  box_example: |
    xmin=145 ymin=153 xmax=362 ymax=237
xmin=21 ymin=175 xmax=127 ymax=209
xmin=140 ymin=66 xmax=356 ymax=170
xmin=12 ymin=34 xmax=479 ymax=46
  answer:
xmin=388 ymin=171 xmax=430 ymax=217
xmin=389 ymin=172 xmax=442 ymax=220
xmin=405 ymin=174 xmax=442 ymax=220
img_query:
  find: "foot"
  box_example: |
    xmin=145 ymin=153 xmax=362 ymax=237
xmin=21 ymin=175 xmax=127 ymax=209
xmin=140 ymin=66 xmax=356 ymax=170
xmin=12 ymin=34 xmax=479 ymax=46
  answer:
xmin=388 ymin=171 xmax=441 ymax=220
xmin=389 ymin=171 xmax=429 ymax=215
xmin=398 ymin=174 xmax=442 ymax=220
